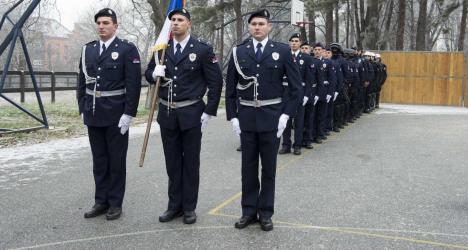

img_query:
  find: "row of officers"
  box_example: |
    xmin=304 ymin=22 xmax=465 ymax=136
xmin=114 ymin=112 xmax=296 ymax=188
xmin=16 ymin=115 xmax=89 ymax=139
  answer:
xmin=77 ymin=8 xmax=386 ymax=232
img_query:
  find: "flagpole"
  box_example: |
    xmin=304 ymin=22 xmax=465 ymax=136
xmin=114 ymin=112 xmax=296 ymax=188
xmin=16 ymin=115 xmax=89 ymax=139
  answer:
xmin=138 ymin=49 xmax=167 ymax=168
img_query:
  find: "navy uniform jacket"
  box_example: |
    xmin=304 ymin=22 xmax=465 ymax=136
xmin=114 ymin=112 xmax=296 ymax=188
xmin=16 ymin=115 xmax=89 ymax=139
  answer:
xmin=145 ymin=37 xmax=223 ymax=131
xmin=318 ymin=58 xmax=336 ymax=99
xmin=353 ymin=57 xmax=366 ymax=87
xmin=310 ymin=57 xmax=324 ymax=98
xmin=295 ymin=52 xmax=315 ymax=100
xmin=226 ymin=39 xmax=301 ymax=132
xmin=77 ymin=37 xmax=142 ymax=127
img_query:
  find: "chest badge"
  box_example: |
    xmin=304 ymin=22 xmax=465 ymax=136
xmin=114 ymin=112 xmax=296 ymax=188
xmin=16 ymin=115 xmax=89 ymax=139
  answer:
xmin=272 ymin=52 xmax=280 ymax=61
xmin=323 ymin=63 xmax=327 ymax=68
xmin=189 ymin=53 xmax=197 ymax=62
xmin=111 ymin=52 xmax=119 ymax=60
xmin=299 ymin=59 xmax=304 ymax=65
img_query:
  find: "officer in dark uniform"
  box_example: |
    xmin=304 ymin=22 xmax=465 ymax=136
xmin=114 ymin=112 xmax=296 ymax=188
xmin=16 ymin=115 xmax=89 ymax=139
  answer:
xmin=77 ymin=8 xmax=141 ymax=220
xmin=226 ymin=9 xmax=300 ymax=231
xmin=145 ymin=8 xmax=223 ymax=225
xmin=279 ymin=33 xmax=315 ymax=155
xmin=300 ymin=41 xmax=312 ymax=55
xmin=330 ymin=43 xmax=351 ymax=131
xmin=375 ymin=54 xmax=387 ymax=108
xmin=313 ymin=43 xmax=334 ymax=143
xmin=362 ymin=51 xmax=375 ymax=113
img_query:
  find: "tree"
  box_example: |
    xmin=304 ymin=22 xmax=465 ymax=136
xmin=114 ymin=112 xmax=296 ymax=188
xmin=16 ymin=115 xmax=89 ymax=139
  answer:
xmin=395 ymin=0 xmax=406 ymax=50
xmin=458 ymin=0 xmax=467 ymax=51
xmin=415 ymin=0 xmax=428 ymax=50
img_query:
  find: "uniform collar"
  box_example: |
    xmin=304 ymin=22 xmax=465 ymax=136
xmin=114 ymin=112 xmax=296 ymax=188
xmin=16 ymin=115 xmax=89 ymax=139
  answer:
xmin=99 ymin=35 xmax=117 ymax=50
xmin=252 ymin=37 xmax=268 ymax=51
xmin=173 ymin=35 xmax=191 ymax=53
xmin=292 ymin=50 xmax=300 ymax=57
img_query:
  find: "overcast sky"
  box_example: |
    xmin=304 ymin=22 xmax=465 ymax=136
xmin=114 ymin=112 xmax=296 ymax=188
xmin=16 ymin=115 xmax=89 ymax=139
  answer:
xmin=47 ymin=0 xmax=123 ymax=30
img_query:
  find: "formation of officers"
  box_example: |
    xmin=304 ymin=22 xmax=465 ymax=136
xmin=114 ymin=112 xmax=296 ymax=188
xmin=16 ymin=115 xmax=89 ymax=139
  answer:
xmin=77 ymin=7 xmax=386 ymax=231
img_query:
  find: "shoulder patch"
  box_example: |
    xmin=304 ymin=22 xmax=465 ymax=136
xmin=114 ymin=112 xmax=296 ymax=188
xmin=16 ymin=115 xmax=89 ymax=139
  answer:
xmin=86 ymin=40 xmax=97 ymax=45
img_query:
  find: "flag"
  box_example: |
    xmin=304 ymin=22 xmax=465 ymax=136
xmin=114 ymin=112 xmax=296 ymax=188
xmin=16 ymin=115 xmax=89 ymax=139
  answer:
xmin=151 ymin=0 xmax=185 ymax=55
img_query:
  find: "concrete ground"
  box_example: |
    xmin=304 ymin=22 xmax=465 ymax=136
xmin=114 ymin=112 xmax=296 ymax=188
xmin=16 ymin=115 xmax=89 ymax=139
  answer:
xmin=1 ymin=104 xmax=468 ymax=249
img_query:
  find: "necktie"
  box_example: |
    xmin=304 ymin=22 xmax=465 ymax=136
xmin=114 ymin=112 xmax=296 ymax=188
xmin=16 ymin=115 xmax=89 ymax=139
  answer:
xmin=175 ymin=43 xmax=182 ymax=61
xmin=101 ymin=43 xmax=106 ymax=56
xmin=256 ymin=43 xmax=263 ymax=61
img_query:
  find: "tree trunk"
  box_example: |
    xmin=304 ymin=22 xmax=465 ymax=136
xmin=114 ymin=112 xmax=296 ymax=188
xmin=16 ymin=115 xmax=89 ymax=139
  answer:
xmin=335 ymin=0 xmax=339 ymax=43
xmin=325 ymin=3 xmax=334 ymax=44
xmin=395 ymin=0 xmax=406 ymax=50
xmin=146 ymin=0 xmax=169 ymax=33
xmin=458 ymin=0 xmax=468 ymax=51
xmin=234 ymin=0 xmax=243 ymax=43
xmin=353 ymin=0 xmax=362 ymax=49
xmin=346 ymin=0 xmax=350 ymax=47
xmin=416 ymin=0 xmax=428 ymax=51
xmin=384 ymin=0 xmax=394 ymax=49
xmin=308 ymin=3 xmax=316 ymax=43
xmin=363 ymin=0 xmax=378 ymax=49
xmin=219 ymin=0 xmax=225 ymax=64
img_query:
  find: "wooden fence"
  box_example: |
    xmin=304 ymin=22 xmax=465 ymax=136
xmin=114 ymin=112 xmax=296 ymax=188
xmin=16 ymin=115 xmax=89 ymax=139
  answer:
xmin=379 ymin=51 xmax=468 ymax=107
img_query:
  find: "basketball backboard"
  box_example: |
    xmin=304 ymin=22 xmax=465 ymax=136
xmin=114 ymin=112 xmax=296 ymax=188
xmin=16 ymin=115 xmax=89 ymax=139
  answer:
xmin=291 ymin=0 xmax=304 ymax=26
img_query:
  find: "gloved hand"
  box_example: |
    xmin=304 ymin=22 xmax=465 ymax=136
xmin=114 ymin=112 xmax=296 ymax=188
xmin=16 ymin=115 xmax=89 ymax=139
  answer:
xmin=326 ymin=94 xmax=332 ymax=103
xmin=200 ymin=112 xmax=211 ymax=132
xmin=276 ymin=114 xmax=289 ymax=138
xmin=80 ymin=113 xmax=83 ymax=120
xmin=302 ymin=96 xmax=309 ymax=106
xmin=118 ymin=114 xmax=134 ymax=135
xmin=152 ymin=64 xmax=166 ymax=80
xmin=333 ymin=92 xmax=339 ymax=101
xmin=230 ymin=118 xmax=241 ymax=136
xmin=314 ymin=96 xmax=319 ymax=105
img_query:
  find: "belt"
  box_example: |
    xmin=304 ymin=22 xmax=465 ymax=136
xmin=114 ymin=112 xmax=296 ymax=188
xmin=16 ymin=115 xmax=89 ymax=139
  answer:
xmin=239 ymin=98 xmax=282 ymax=108
xmin=86 ymin=88 xmax=126 ymax=97
xmin=159 ymin=99 xmax=200 ymax=109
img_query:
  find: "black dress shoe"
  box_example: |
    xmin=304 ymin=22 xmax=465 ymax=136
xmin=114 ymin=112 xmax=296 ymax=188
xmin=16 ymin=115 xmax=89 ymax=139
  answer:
xmin=84 ymin=204 xmax=109 ymax=218
xmin=333 ymin=127 xmax=340 ymax=132
xmin=234 ymin=216 xmax=258 ymax=229
xmin=305 ymin=142 xmax=314 ymax=149
xmin=106 ymin=207 xmax=122 ymax=220
xmin=313 ymin=138 xmax=322 ymax=144
xmin=236 ymin=145 xmax=242 ymax=151
xmin=183 ymin=211 xmax=197 ymax=224
xmin=325 ymin=131 xmax=331 ymax=136
xmin=338 ymin=125 xmax=345 ymax=129
xmin=278 ymin=146 xmax=291 ymax=154
xmin=259 ymin=218 xmax=273 ymax=231
xmin=320 ymin=136 xmax=327 ymax=140
xmin=159 ymin=210 xmax=183 ymax=222
xmin=293 ymin=147 xmax=301 ymax=155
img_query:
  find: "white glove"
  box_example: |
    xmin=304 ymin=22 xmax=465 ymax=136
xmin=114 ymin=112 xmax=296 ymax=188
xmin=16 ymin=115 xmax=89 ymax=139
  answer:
xmin=200 ymin=112 xmax=211 ymax=132
xmin=314 ymin=96 xmax=319 ymax=105
xmin=326 ymin=94 xmax=332 ymax=103
xmin=276 ymin=114 xmax=289 ymax=138
xmin=230 ymin=118 xmax=241 ymax=136
xmin=333 ymin=92 xmax=339 ymax=101
xmin=80 ymin=113 xmax=83 ymax=120
xmin=118 ymin=114 xmax=134 ymax=135
xmin=152 ymin=65 xmax=166 ymax=80
xmin=302 ymin=96 xmax=309 ymax=106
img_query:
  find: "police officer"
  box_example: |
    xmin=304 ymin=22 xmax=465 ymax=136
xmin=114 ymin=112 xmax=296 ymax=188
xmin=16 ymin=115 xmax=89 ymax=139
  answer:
xmin=375 ymin=54 xmax=387 ymax=108
xmin=226 ymin=9 xmax=300 ymax=231
xmin=145 ymin=8 xmax=223 ymax=225
xmin=300 ymin=41 xmax=312 ymax=55
xmin=313 ymin=43 xmax=334 ymax=143
xmin=279 ymin=33 xmax=315 ymax=155
xmin=77 ymin=8 xmax=141 ymax=220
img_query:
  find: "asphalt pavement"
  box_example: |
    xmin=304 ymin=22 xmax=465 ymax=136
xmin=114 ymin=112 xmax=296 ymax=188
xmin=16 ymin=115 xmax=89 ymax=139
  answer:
xmin=1 ymin=104 xmax=468 ymax=250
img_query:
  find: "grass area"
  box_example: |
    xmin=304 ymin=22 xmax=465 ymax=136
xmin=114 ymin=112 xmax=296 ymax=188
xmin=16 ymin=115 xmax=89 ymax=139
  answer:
xmin=0 ymin=90 xmax=225 ymax=148
xmin=0 ymin=99 xmax=152 ymax=148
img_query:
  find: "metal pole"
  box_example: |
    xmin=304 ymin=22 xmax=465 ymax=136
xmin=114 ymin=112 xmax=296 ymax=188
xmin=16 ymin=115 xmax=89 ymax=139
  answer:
xmin=51 ymin=71 xmax=55 ymax=103
xmin=20 ymin=70 xmax=25 ymax=103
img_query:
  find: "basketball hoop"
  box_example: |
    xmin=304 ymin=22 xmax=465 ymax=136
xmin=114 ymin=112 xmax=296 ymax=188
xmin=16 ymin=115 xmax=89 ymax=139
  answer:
xmin=291 ymin=0 xmax=304 ymax=27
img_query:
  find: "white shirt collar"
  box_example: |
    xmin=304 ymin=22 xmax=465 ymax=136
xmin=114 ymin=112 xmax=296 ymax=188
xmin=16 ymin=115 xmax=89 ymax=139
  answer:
xmin=292 ymin=50 xmax=300 ymax=57
xmin=173 ymin=35 xmax=191 ymax=53
xmin=252 ymin=37 xmax=268 ymax=52
xmin=99 ymin=35 xmax=116 ymax=52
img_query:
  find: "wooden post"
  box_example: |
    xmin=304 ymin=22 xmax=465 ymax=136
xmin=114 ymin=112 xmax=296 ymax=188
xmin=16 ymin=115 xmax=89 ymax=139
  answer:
xmin=20 ymin=70 xmax=25 ymax=103
xmin=51 ymin=71 xmax=56 ymax=103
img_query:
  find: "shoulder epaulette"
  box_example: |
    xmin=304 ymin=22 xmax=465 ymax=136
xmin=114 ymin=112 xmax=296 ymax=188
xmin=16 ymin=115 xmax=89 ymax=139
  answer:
xmin=86 ymin=40 xmax=97 ymax=45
